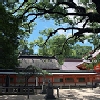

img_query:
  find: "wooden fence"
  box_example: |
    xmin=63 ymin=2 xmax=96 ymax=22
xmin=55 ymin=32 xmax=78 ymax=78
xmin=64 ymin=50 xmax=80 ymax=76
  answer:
xmin=0 ymin=86 xmax=36 ymax=99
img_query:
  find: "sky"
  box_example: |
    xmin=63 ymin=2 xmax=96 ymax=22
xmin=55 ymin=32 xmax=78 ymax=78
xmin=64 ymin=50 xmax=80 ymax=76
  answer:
xmin=19 ymin=0 xmax=93 ymax=54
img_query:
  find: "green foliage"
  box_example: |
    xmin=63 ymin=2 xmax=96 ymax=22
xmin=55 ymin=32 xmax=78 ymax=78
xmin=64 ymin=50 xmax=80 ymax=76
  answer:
xmin=88 ymin=34 xmax=100 ymax=49
xmin=94 ymin=54 xmax=100 ymax=65
xmin=67 ymin=44 xmax=92 ymax=59
xmin=19 ymin=65 xmax=49 ymax=77
xmin=85 ymin=53 xmax=100 ymax=69
xmin=0 ymin=3 xmax=21 ymax=69
xmin=32 ymin=26 xmax=93 ymax=64
xmin=0 ymin=2 xmax=35 ymax=69
xmin=33 ymin=28 xmax=76 ymax=64
xmin=21 ymin=44 xmax=34 ymax=55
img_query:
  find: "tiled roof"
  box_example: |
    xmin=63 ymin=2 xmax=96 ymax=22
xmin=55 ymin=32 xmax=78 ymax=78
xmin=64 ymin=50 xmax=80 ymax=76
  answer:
xmin=92 ymin=50 xmax=100 ymax=58
xmin=64 ymin=58 xmax=83 ymax=62
xmin=82 ymin=49 xmax=100 ymax=60
xmin=61 ymin=62 xmax=82 ymax=70
xmin=61 ymin=59 xmax=83 ymax=70
xmin=76 ymin=50 xmax=100 ymax=70
xmin=18 ymin=55 xmax=83 ymax=70
xmin=18 ymin=57 xmax=60 ymax=69
xmin=18 ymin=55 xmax=56 ymax=59
xmin=0 ymin=70 xmax=95 ymax=74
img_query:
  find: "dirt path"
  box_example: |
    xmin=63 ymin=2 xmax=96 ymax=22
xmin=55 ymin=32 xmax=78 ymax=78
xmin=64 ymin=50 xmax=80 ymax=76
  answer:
xmin=0 ymin=87 xmax=100 ymax=100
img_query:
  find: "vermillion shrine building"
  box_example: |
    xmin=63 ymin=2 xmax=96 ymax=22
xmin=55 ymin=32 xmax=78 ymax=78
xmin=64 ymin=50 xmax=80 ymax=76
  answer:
xmin=0 ymin=50 xmax=100 ymax=87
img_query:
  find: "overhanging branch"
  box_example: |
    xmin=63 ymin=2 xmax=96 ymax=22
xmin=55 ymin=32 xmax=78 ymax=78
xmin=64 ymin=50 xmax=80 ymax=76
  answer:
xmin=44 ymin=27 xmax=100 ymax=45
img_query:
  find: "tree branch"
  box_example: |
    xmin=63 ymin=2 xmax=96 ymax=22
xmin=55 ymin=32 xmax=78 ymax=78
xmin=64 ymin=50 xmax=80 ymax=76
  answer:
xmin=43 ymin=27 xmax=79 ymax=45
xmin=18 ymin=2 xmax=88 ymax=22
xmin=44 ymin=27 xmax=100 ymax=45
xmin=11 ymin=2 xmax=36 ymax=14
xmin=93 ymin=44 xmax=100 ymax=53
xmin=11 ymin=2 xmax=26 ymax=14
xmin=42 ymin=27 xmax=100 ymax=56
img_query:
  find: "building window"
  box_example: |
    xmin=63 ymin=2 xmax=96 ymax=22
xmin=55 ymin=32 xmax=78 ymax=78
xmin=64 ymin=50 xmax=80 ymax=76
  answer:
xmin=60 ymin=78 xmax=63 ymax=82
xmin=4 ymin=77 xmax=14 ymax=82
xmin=54 ymin=78 xmax=59 ymax=82
xmin=10 ymin=78 xmax=14 ymax=82
xmin=54 ymin=78 xmax=63 ymax=82
xmin=65 ymin=78 xmax=74 ymax=82
xmin=78 ymin=78 xmax=85 ymax=82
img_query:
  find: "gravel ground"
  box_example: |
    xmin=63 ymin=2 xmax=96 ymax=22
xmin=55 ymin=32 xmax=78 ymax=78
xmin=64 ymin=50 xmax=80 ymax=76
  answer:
xmin=0 ymin=87 xmax=100 ymax=100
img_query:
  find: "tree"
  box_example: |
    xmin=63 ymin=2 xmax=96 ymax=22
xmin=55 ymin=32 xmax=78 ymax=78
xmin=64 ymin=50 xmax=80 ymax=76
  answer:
xmin=0 ymin=1 xmax=37 ymax=69
xmin=18 ymin=65 xmax=49 ymax=86
xmin=34 ymin=34 xmax=71 ymax=64
xmin=2 ymin=1 xmax=100 ymax=66
xmin=88 ymin=34 xmax=100 ymax=50
xmin=18 ymin=36 xmax=36 ymax=55
xmin=34 ymin=33 xmax=92 ymax=60
xmin=0 ymin=3 xmax=22 ymax=69
xmin=68 ymin=44 xmax=92 ymax=59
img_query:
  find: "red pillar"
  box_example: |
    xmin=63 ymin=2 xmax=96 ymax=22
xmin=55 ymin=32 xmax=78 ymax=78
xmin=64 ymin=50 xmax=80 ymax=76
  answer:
xmin=63 ymin=75 xmax=65 ymax=86
xmin=52 ymin=75 xmax=53 ymax=85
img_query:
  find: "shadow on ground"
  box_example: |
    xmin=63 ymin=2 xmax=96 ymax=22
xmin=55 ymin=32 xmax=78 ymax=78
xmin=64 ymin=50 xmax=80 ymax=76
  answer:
xmin=0 ymin=88 xmax=100 ymax=100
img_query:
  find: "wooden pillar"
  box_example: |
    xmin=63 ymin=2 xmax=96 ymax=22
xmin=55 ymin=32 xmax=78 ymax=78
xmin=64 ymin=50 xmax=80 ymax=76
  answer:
xmin=38 ymin=77 xmax=40 ymax=86
xmin=74 ymin=76 xmax=77 ymax=86
xmin=85 ymin=76 xmax=87 ymax=86
xmin=52 ymin=76 xmax=53 ymax=85
xmin=2 ymin=75 xmax=4 ymax=86
xmin=89 ymin=75 xmax=90 ymax=82
xmin=35 ymin=77 xmax=38 ymax=86
xmin=2 ymin=75 xmax=3 ymax=86
xmin=14 ymin=75 xmax=16 ymax=86
xmin=63 ymin=75 xmax=65 ymax=86
xmin=92 ymin=79 xmax=93 ymax=90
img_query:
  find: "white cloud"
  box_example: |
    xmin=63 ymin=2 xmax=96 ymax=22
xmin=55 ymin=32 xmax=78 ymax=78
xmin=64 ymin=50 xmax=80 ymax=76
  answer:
xmin=76 ymin=22 xmax=90 ymax=28
xmin=58 ymin=29 xmax=66 ymax=35
xmin=83 ymin=33 xmax=93 ymax=36
xmin=77 ymin=23 xmax=83 ymax=28
xmin=68 ymin=8 xmax=75 ymax=20
xmin=57 ymin=29 xmax=74 ymax=39
xmin=75 ymin=22 xmax=94 ymax=36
